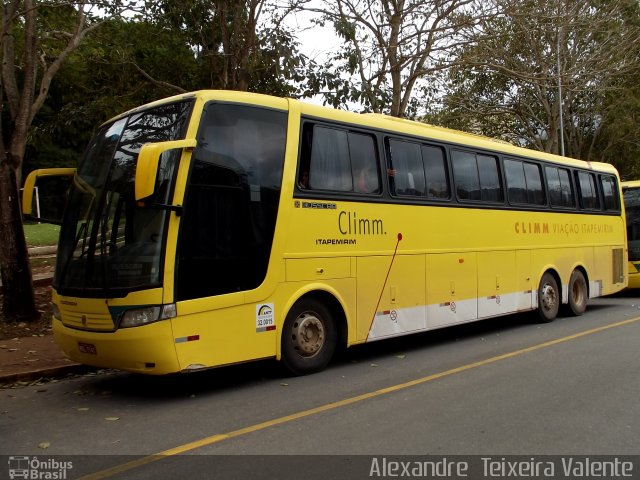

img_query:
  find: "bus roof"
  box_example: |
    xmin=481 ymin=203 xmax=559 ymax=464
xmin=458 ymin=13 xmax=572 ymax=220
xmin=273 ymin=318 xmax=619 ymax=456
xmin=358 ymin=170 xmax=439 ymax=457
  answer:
xmin=106 ymin=90 xmax=619 ymax=176
xmin=296 ymin=99 xmax=618 ymax=176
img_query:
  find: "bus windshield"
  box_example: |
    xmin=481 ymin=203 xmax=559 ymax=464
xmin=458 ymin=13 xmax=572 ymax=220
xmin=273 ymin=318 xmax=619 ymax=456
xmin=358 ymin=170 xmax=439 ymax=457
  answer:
xmin=624 ymin=185 xmax=640 ymax=261
xmin=54 ymin=100 xmax=193 ymax=297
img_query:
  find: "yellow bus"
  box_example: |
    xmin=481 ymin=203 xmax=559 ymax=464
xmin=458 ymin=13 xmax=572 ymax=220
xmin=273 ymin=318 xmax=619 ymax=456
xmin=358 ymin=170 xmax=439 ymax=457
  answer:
xmin=22 ymin=90 xmax=627 ymax=375
xmin=622 ymin=181 xmax=640 ymax=288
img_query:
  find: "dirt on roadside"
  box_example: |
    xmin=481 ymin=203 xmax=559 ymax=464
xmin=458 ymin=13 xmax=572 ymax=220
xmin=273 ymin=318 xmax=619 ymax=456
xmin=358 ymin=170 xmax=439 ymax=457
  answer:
xmin=0 ymin=263 xmax=54 ymax=340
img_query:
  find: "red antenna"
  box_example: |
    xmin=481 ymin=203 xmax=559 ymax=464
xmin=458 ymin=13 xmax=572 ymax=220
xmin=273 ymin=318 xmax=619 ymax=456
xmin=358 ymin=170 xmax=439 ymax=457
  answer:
xmin=367 ymin=233 xmax=403 ymax=340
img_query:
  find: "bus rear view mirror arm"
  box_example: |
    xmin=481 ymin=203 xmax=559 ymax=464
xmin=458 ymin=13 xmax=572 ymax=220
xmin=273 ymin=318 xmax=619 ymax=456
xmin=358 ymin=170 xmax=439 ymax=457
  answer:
xmin=21 ymin=167 xmax=76 ymax=218
xmin=135 ymin=139 xmax=197 ymax=201
xmin=138 ymin=202 xmax=183 ymax=216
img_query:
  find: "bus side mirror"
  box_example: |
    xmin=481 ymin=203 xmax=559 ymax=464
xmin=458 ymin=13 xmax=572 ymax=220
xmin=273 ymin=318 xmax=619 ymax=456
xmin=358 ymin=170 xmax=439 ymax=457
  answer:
xmin=135 ymin=139 xmax=197 ymax=201
xmin=22 ymin=168 xmax=76 ymax=221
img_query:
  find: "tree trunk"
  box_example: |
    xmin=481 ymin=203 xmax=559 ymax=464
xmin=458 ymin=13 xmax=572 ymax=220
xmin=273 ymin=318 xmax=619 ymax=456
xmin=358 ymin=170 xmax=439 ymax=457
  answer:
xmin=1 ymin=2 xmax=109 ymax=324
xmin=0 ymin=156 xmax=39 ymax=321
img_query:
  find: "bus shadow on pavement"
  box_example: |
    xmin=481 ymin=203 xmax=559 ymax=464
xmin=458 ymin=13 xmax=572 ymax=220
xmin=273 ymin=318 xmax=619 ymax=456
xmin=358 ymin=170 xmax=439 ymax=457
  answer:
xmin=70 ymin=310 xmax=548 ymax=400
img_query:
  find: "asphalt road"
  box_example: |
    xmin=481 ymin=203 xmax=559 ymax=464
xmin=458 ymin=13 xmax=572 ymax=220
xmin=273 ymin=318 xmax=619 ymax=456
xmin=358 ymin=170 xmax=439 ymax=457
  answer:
xmin=2 ymin=293 xmax=640 ymax=479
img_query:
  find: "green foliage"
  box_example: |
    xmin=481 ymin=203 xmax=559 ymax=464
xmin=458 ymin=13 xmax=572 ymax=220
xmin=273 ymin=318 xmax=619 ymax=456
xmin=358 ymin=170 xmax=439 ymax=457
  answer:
xmin=144 ymin=0 xmax=308 ymax=94
xmin=592 ymin=82 xmax=640 ymax=179
xmin=251 ymin=27 xmax=308 ymax=97
xmin=23 ymin=0 xmax=640 ymax=178
xmin=435 ymin=0 xmax=640 ymax=165
xmin=24 ymin=2 xmax=313 ymax=177
xmin=23 ymin=223 xmax=61 ymax=247
xmin=26 ymin=17 xmax=200 ymax=174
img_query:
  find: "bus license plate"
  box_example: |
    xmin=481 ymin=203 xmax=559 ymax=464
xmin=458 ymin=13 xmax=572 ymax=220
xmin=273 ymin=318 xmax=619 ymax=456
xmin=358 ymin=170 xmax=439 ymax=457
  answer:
xmin=78 ymin=342 xmax=97 ymax=355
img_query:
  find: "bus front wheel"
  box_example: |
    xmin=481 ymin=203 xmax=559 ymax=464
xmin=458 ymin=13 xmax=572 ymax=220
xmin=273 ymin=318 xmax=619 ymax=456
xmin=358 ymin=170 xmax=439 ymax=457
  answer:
xmin=537 ymin=272 xmax=560 ymax=323
xmin=281 ymin=298 xmax=337 ymax=375
xmin=567 ymin=269 xmax=588 ymax=316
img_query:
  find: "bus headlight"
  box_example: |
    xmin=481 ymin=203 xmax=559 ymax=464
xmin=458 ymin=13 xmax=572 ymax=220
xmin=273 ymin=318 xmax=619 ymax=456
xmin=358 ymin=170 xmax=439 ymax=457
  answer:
xmin=119 ymin=304 xmax=176 ymax=328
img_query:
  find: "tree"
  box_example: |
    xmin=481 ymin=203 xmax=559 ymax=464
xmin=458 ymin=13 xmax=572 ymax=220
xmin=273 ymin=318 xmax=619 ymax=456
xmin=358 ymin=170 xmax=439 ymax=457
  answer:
xmin=26 ymin=2 xmax=313 ymax=170
xmin=434 ymin=0 xmax=640 ymax=159
xmin=3 ymin=0 xmax=313 ymax=322
xmin=302 ymin=0 xmax=493 ymax=117
xmin=0 ymin=1 xmax=128 ymax=321
xmin=593 ymin=81 xmax=640 ymax=179
xmin=145 ymin=0 xmax=308 ymax=96
xmin=25 ymin=16 xmax=203 ymax=178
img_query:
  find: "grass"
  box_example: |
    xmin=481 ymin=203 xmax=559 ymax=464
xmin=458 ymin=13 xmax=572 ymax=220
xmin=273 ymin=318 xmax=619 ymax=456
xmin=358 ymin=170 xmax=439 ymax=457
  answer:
xmin=23 ymin=222 xmax=60 ymax=247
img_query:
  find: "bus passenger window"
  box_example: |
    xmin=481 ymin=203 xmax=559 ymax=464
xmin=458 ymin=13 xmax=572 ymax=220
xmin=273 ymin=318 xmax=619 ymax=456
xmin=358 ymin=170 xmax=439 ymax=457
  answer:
xmin=546 ymin=166 xmax=575 ymax=208
xmin=453 ymin=150 xmax=502 ymax=203
xmin=300 ymin=125 xmax=380 ymax=194
xmin=422 ymin=145 xmax=450 ymax=199
xmin=388 ymin=139 xmax=426 ymax=196
xmin=576 ymin=171 xmax=600 ymax=209
xmin=349 ymin=132 xmax=380 ymax=194
xmin=523 ymin=162 xmax=545 ymax=205
xmin=452 ymin=150 xmax=481 ymax=200
xmin=505 ymin=159 xmax=527 ymax=203
xmin=477 ymin=154 xmax=503 ymax=202
xmin=601 ymin=175 xmax=619 ymax=211
xmin=299 ymin=171 xmax=309 ymax=189
xmin=308 ymin=127 xmax=352 ymax=191
xmin=505 ymin=158 xmax=545 ymax=205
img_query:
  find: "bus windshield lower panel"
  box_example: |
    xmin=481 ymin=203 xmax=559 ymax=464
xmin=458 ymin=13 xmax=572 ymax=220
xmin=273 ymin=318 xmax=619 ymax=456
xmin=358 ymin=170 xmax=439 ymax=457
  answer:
xmin=624 ymin=188 xmax=640 ymax=261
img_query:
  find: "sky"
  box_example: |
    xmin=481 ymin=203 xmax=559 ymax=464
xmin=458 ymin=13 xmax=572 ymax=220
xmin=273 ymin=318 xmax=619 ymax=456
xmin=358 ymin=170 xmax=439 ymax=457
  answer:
xmin=286 ymin=9 xmax=338 ymax=63
xmin=284 ymin=8 xmax=347 ymax=107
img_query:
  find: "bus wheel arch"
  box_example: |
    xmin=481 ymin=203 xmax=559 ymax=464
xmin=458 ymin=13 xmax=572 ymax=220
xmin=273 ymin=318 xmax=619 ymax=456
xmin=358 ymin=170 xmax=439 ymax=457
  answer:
xmin=537 ymin=269 xmax=561 ymax=323
xmin=280 ymin=291 xmax=347 ymax=375
xmin=566 ymin=267 xmax=589 ymax=316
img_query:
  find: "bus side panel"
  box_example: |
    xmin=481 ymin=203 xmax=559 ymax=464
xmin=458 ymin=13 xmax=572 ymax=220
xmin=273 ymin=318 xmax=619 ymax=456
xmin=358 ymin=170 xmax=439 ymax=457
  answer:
xmin=515 ymin=250 xmax=535 ymax=311
xmin=355 ymin=256 xmax=386 ymax=341
xmin=477 ymin=250 xmax=518 ymax=318
xmin=564 ymin=246 xmax=596 ymax=299
xmin=530 ymin=247 xmax=595 ymax=301
xmin=172 ymin=300 xmax=277 ymax=370
xmin=425 ymin=253 xmax=477 ymax=329
xmin=593 ymin=245 xmax=626 ymax=296
xmin=358 ymin=255 xmax=426 ymax=341
xmin=531 ymin=248 xmax=570 ymax=297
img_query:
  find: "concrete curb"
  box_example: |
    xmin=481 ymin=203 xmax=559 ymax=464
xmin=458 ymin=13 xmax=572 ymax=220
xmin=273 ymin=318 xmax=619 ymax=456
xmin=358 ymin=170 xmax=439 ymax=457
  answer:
xmin=0 ymin=363 xmax=91 ymax=386
xmin=28 ymin=245 xmax=57 ymax=256
xmin=0 ymin=245 xmax=55 ymax=289
xmin=0 ymin=273 xmax=52 ymax=292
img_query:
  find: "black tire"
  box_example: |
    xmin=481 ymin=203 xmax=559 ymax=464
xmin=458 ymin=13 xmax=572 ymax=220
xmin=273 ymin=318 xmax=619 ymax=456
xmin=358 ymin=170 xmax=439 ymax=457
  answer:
xmin=537 ymin=272 xmax=560 ymax=323
xmin=567 ymin=269 xmax=588 ymax=316
xmin=281 ymin=298 xmax=337 ymax=375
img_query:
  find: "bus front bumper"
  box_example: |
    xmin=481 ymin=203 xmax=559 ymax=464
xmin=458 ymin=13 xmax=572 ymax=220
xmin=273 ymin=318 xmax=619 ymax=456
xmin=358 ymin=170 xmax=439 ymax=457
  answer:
xmin=52 ymin=318 xmax=181 ymax=375
xmin=629 ymin=263 xmax=640 ymax=289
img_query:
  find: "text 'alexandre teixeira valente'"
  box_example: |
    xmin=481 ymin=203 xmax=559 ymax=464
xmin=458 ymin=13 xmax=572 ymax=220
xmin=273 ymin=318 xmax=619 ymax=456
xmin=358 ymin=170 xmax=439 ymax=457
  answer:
xmin=369 ymin=457 xmax=634 ymax=478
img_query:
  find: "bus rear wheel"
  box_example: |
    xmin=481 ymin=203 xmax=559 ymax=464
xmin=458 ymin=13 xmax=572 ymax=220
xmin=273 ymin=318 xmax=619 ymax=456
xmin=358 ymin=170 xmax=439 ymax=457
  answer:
xmin=281 ymin=298 xmax=337 ymax=375
xmin=567 ymin=269 xmax=588 ymax=316
xmin=537 ymin=272 xmax=559 ymax=323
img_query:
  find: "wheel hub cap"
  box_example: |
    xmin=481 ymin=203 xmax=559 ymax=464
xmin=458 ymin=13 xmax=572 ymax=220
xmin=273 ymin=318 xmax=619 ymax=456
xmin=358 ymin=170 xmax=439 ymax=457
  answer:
xmin=541 ymin=283 xmax=557 ymax=311
xmin=292 ymin=313 xmax=325 ymax=357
